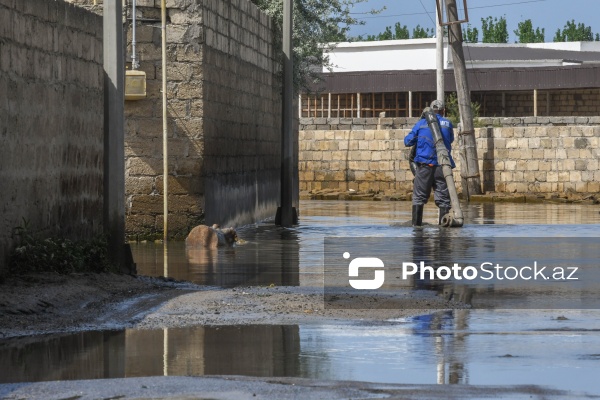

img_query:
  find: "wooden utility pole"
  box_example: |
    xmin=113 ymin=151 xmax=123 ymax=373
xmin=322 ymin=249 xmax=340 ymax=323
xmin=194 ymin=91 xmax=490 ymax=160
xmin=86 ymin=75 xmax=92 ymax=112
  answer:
xmin=445 ymin=0 xmax=482 ymax=197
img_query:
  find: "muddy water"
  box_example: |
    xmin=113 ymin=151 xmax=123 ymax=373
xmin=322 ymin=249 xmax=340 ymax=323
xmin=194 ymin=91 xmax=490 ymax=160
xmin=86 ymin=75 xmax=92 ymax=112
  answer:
xmin=131 ymin=200 xmax=600 ymax=287
xmin=1 ymin=201 xmax=599 ymax=392
xmin=1 ymin=310 xmax=599 ymax=393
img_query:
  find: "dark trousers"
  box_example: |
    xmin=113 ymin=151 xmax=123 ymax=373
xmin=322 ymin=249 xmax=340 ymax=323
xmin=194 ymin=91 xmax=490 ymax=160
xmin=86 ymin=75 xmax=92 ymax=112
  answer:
xmin=412 ymin=164 xmax=451 ymax=208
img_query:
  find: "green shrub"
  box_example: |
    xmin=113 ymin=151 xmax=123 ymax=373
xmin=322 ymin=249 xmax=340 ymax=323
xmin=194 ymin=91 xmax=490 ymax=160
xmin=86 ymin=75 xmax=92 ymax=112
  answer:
xmin=444 ymin=93 xmax=481 ymax=127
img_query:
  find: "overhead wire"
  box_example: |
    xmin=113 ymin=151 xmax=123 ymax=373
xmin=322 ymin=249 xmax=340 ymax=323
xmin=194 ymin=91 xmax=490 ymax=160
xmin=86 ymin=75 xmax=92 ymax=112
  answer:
xmin=353 ymin=0 xmax=549 ymax=20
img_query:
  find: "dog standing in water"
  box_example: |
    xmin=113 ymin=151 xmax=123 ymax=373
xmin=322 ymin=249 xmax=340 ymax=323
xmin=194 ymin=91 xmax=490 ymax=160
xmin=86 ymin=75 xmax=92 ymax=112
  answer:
xmin=185 ymin=224 xmax=238 ymax=248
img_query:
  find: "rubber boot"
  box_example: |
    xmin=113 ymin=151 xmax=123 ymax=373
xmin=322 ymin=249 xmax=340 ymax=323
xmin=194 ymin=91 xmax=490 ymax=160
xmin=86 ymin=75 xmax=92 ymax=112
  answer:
xmin=438 ymin=207 xmax=451 ymax=225
xmin=412 ymin=205 xmax=424 ymax=226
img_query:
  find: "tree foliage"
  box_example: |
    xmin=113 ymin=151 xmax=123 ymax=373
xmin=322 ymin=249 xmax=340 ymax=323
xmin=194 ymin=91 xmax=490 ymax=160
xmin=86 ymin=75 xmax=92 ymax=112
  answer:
xmin=481 ymin=16 xmax=508 ymax=43
xmin=514 ymin=19 xmax=545 ymax=43
xmin=553 ymin=20 xmax=595 ymax=42
xmin=250 ymin=0 xmax=372 ymax=91
xmin=412 ymin=25 xmax=434 ymax=39
xmin=463 ymin=23 xmax=479 ymax=43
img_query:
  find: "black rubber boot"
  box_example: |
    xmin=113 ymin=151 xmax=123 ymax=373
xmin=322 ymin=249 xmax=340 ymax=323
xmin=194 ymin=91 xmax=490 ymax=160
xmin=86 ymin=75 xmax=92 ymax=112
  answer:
xmin=412 ymin=205 xmax=424 ymax=226
xmin=438 ymin=207 xmax=451 ymax=225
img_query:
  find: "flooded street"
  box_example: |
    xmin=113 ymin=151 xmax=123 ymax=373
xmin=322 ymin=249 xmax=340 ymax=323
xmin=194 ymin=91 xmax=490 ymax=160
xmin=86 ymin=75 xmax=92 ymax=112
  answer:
xmin=1 ymin=200 xmax=600 ymax=396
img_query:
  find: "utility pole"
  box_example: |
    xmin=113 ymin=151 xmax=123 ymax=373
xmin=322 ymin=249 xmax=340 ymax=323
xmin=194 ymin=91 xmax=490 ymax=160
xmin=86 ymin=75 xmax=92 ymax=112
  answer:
xmin=103 ymin=0 xmax=129 ymax=273
xmin=436 ymin=6 xmax=444 ymax=103
xmin=445 ymin=0 xmax=482 ymax=197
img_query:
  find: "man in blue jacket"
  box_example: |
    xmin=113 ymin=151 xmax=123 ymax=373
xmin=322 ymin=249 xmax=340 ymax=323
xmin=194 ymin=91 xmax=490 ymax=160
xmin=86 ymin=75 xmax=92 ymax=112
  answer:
xmin=404 ymin=100 xmax=455 ymax=226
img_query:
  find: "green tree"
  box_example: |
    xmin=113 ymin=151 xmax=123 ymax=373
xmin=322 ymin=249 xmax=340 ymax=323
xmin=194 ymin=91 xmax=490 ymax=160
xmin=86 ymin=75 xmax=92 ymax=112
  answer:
xmin=481 ymin=16 xmax=508 ymax=43
xmin=553 ymin=19 xmax=594 ymax=42
xmin=463 ymin=23 xmax=479 ymax=43
xmin=514 ymin=19 xmax=545 ymax=43
xmin=379 ymin=26 xmax=393 ymax=40
xmin=251 ymin=0 xmax=372 ymax=90
xmin=394 ymin=22 xmax=410 ymax=40
xmin=412 ymin=24 xmax=434 ymax=39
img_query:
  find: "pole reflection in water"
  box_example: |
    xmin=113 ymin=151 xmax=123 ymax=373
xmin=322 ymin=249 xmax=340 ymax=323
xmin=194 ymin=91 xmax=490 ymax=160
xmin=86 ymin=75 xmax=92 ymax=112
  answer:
xmin=163 ymin=241 xmax=168 ymax=278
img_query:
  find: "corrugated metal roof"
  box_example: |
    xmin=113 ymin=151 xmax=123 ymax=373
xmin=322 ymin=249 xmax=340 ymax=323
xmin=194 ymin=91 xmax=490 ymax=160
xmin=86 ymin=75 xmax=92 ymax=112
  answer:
xmin=462 ymin=45 xmax=600 ymax=63
xmin=308 ymin=65 xmax=600 ymax=93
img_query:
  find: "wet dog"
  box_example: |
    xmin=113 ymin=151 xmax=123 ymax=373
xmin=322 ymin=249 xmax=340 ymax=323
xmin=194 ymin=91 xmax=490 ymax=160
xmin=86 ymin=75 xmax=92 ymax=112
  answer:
xmin=185 ymin=224 xmax=238 ymax=248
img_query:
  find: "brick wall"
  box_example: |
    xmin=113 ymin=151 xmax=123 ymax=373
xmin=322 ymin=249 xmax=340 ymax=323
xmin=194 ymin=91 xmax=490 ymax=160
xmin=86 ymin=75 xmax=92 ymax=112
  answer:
xmin=299 ymin=117 xmax=600 ymax=194
xmin=0 ymin=0 xmax=104 ymax=273
xmin=123 ymin=0 xmax=281 ymax=238
xmin=478 ymin=90 xmax=600 ymax=117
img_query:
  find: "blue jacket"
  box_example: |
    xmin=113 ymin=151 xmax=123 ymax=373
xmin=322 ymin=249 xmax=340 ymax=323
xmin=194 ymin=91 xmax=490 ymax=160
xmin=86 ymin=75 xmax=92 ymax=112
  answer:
xmin=404 ymin=114 xmax=455 ymax=168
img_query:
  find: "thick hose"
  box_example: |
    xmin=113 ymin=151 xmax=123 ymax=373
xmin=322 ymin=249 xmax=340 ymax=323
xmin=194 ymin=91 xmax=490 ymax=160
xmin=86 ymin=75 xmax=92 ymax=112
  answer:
xmin=423 ymin=109 xmax=464 ymax=227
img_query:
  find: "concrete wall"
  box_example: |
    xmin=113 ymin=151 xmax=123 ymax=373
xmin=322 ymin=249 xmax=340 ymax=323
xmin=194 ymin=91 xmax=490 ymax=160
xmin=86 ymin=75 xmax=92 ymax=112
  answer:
xmin=0 ymin=0 xmax=104 ymax=272
xmin=299 ymin=117 xmax=600 ymax=194
xmin=124 ymin=0 xmax=281 ymax=239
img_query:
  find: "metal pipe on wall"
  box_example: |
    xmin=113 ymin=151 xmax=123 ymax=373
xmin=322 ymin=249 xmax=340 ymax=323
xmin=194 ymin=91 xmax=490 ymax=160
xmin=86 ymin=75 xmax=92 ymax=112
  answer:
xmin=131 ymin=0 xmax=139 ymax=69
xmin=161 ymin=0 xmax=168 ymax=243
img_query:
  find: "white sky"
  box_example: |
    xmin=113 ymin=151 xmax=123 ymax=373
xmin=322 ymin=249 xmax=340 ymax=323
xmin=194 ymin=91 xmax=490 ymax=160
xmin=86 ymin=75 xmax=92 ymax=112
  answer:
xmin=346 ymin=0 xmax=600 ymax=42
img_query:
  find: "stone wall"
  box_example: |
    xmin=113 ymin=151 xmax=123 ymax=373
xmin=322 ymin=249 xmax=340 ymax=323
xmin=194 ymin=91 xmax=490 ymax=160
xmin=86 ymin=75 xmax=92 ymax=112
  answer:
xmin=299 ymin=117 xmax=600 ymax=194
xmin=124 ymin=0 xmax=281 ymax=239
xmin=0 ymin=0 xmax=104 ymax=273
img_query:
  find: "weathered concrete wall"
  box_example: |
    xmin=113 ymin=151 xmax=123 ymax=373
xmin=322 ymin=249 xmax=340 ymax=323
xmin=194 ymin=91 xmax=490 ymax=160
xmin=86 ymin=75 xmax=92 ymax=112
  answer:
xmin=124 ymin=0 xmax=281 ymax=239
xmin=0 ymin=0 xmax=104 ymax=273
xmin=299 ymin=117 xmax=600 ymax=194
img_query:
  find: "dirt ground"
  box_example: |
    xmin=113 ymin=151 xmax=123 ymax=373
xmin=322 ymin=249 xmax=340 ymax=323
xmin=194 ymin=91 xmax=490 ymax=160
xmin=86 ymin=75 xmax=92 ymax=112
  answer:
xmin=0 ymin=272 xmax=462 ymax=339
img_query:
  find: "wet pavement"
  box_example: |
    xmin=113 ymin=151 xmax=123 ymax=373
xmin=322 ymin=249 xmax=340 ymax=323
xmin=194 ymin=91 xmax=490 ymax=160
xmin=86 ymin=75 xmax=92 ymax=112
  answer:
xmin=1 ymin=200 xmax=600 ymax=396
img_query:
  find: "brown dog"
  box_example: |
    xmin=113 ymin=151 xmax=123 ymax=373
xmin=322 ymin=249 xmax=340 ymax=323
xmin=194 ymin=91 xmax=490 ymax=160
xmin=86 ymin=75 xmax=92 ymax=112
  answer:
xmin=185 ymin=224 xmax=238 ymax=248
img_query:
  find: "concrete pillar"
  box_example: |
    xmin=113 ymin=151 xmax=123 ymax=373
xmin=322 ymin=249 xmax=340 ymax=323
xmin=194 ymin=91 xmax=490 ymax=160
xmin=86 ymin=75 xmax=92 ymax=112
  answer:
xmin=533 ymin=89 xmax=538 ymax=117
xmin=103 ymin=0 xmax=128 ymax=273
xmin=356 ymin=92 xmax=361 ymax=118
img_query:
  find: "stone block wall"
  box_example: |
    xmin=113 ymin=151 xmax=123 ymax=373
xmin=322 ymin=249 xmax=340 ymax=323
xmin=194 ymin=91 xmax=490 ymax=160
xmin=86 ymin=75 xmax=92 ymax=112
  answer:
xmin=0 ymin=0 xmax=104 ymax=273
xmin=299 ymin=117 xmax=600 ymax=194
xmin=124 ymin=0 xmax=281 ymax=238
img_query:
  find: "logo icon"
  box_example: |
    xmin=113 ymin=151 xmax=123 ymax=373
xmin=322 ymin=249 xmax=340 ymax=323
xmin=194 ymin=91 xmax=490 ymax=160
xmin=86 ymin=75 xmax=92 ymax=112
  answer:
xmin=345 ymin=252 xmax=385 ymax=290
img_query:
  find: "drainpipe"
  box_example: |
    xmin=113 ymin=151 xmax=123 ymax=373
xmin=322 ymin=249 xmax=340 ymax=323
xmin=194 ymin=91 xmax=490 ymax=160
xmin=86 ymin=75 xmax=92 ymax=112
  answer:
xmin=161 ymin=0 xmax=168 ymax=242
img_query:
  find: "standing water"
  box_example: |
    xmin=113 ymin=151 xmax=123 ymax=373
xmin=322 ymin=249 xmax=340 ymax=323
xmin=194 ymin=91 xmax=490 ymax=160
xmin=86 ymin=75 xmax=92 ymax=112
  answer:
xmin=1 ymin=200 xmax=599 ymax=395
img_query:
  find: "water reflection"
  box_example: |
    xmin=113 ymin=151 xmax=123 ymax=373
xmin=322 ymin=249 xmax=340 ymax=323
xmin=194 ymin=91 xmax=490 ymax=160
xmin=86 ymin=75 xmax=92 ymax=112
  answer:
xmin=132 ymin=201 xmax=600 ymax=288
xmin=2 ymin=311 xmax=599 ymax=392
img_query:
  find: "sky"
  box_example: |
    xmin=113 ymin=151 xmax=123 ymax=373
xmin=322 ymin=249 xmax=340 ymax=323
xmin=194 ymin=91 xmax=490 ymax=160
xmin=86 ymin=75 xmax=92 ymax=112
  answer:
xmin=346 ymin=0 xmax=600 ymax=42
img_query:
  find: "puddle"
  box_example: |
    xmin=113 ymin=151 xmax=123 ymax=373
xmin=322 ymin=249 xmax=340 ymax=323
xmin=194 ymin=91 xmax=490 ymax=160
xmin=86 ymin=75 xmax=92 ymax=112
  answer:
xmin=132 ymin=200 xmax=600 ymax=287
xmin=1 ymin=201 xmax=599 ymax=393
xmin=1 ymin=310 xmax=599 ymax=393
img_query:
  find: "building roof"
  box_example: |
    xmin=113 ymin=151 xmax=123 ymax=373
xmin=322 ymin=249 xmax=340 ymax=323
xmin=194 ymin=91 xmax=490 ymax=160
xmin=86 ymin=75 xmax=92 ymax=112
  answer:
xmin=462 ymin=44 xmax=600 ymax=64
xmin=309 ymin=64 xmax=600 ymax=93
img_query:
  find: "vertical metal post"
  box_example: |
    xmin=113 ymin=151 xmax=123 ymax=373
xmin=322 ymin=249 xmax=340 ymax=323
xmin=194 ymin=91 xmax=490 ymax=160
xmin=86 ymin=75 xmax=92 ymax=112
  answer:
xmin=278 ymin=0 xmax=294 ymax=226
xmin=436 ymin=6 xmax=444 ymax=103
xmin=408 ymin=91 xmax=412 ymax=117
xmin=103 ymin=0 xmax=127 ymax=273
xmin=161 ymin=0 xmax=168 ymax=241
